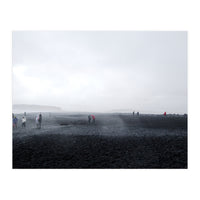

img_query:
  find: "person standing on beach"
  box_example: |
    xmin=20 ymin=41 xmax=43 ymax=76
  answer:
xmin=12 ymin=113 xmax=14 ymax=128
xmin=38 ymin=113 xmax=42 ymax=128
xmin=88 ymin=115 xmax=91 ymax=124
xmin=91 ymin=115 xmax=95 ymax=124
xmin=36 ymin=115 xmax=39 ymax=128
xmin=13 ymin=116 xmax=18 ymax=128
xmin=13 ymin=115 xmax=15 ymax=128
xmin=22 ymin=116 xmax=26 ymax=127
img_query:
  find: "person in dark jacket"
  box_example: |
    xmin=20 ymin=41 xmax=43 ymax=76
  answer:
xmin=38 ymin=113 xmax=42 ymax=128
xmin=88 ymin=115 xmax=91 ymax=124
xmin=13 ymin=116 xmax=18 ymax=128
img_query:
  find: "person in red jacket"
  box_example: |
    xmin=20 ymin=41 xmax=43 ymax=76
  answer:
xmin=91 ymin=115 xmax=95 ymax=124
xmin=164 ymin=112 xmax=166 ymax=116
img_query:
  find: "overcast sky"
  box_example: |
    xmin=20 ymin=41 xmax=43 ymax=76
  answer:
xmin=12 ymin=31 xmax=187 ymax=113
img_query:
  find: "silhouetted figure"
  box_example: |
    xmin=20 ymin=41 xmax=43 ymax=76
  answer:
xmin=38 ymin=113 xmax=42 ymax=128
xmin=88 ymin=115 xmax=91 ymax=124
xmin=137 ymin=112 xmax=139 ymax=116
xmin=91 ymin=115 xmax=95 ymax=124
xmin=133 ymin=111 xmax=135 ymax=116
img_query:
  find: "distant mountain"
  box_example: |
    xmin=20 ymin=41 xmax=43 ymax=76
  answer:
xmin=13 ymin=104 xmax=62 ymax=113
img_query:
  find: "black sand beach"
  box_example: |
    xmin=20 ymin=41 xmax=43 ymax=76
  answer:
xmin=13 ymin=113 xmax=187 ymax=168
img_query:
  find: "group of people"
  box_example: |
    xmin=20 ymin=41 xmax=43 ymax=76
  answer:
xmin=13 ymin=112 xmax=42 ymax=129
xmin=133 ymin=111 xmax=167 ymax=116
xmin=13 ymin=113 xmax=26 ymax=128
xmin=133 ymin=111 xmax=140 ymax=116
xmin=13 ymin=112 xmax=96 ymax=129
xmin=88 ymin=114 xmax=95 ymax=124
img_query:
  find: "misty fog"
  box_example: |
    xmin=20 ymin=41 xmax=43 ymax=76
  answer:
xmin=12 ymin=31 xmax=187 ymax=114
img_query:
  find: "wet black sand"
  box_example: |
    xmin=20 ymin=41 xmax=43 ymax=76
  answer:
xmin=13 ymin=113 xmax=187 ymax=168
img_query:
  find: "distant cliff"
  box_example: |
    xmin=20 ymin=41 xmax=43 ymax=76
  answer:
xmin=13 ymin=104 xmax=62 ymax=113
